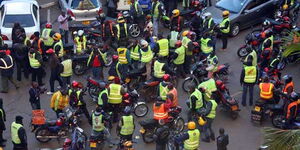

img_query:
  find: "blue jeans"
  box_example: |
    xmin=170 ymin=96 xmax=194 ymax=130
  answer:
xmin=92 ymin=67 xmax=103 ymax=80
xmin=242 ymin=83 xmax=254 ymax=106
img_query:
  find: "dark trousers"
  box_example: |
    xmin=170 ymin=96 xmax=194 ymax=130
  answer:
xmin=59 ymin=29 xmax=69 ymax=44
xmin=16 ymin=61 xmax=29 ymax=81
xmin=13 ymin=146 xmax=28 ymax=150
xmin=1 ymin=75 xmax=19 ymax=92
xmin=92 ymin=67 xmax=104 ymax=80
xmin=79 ymin=105 xmax=91 ymax=123
xmin=220 ymin=33 xmax=228 ymax=49
xmin=207 ymin=0 xmax=212 ymax=6
xmin=61 ymin=76 xmax=71 ymax=89
xmin=54 ymin=109 xmax=63 ymax=118
xmin=242 ymin=83 xmax=254 ymax=106
xmin=120 ymin=134 xmax=132 ymax=141
xmin=175 ymin=64 xmax=186 ymax=78
xmin=156 ymin=143 xmax=167 ymax=150
xmin=203 ymin=118 xmax=215 ymax=141
xmin=183 ymin=55 xmax=192 ymax=74
xmin=30 ymin=101 xmax=41 ymax=110
xmin=31 ymin=67 xmax=43 ymax=86
xmin=0 ymin=130 xmax=4 ymax=142
xmin=49 ymin=71 xmax=63 ymax=92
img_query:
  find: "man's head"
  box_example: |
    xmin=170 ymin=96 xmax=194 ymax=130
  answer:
xmin=188 ymin=84 xmax=196 ymax=93
xmin=61 ymin=11 xmax=66 ymax=17
xmin=15 ymin=115 xmax=23 ymax=124
xmin=32 ymin=82 xmax=39 ymax=88
xmin=34 ymin=31 xmax=40 ymax=39
xmin=219 ymin=128 xmax=225 ymax=135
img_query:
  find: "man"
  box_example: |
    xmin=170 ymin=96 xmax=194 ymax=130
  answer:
xmin=217 ymin=128 xmax=229 ymax=150
xmin=144 ymin=15 xmax=153 ymax=40
xmin=11 ymin=116 xmax=27 ymax=150
xmin=50 ymin=89 xmax=69 ymax=118
xmin=206 ymin=51 xmax=219 ymax=78
xmin=151 ymin=0 xmax=164 ymax=36
xmin=182 ymin=31 xmax=195 ymax=74
xmin=243 ymin=47 xmax=257 ymax=66
xmin=218 ymin=11 xmax=230 ymax=51
xmin=155 ymin=34 xmax=169 ymax=57
xmin=158 ymin=74 xmax=171 ymax=101
xmin=58 ymin=11 xmax=71 ymax=44
xmin=46 ymin=49 xmax=63 ymax=95
xmin=285 ymin=92 xmax=299 ymax=128
xmin=154 ymin=125 xmax=170 ymax=150
xmin=188 ymin=84 xmax=204 ymax=121
xmin=153 ymin=97 xmax=170 ymax=122
xmin=53 ymin=33 xmax=64 ymax=58
xmin=182 ymin=0 xmax=191 ymax=9
xmin=117 ymin=106 xmax=135 ymax=141
xmin=0 ymin=99 xmax=6 ymax=147
xmin=87 ymin=47 xmax=107 ymax=80
xmin=198 ymin=78 xmax=217 ymax=101
xmin=0 ymin=51 xmax=19 ymax=93
xmin=153 ymin=56 xmax=174 ymax=81
xmin=117 ymin=47 xmax=131 ymax=81
xmin=60 ymin=55 xmax=73 ymax=88
xmin=282 ymin=75 xmax=294 ymax=95
xmin=259 ymin=76 xmax=275 ymax=103
xmin=140 ymin=40 xmax=153 ymax=78
xmin=102 ymin=20 xmax=116 ymax=48
xmin=129 ymin=0 xmax=144 ymax=30
xmin=31 ymin=32 xmax=44 ymax=55
xmin=29 ymin=82 xmax=43 ymax=110
xmin=170 ymin=9 xmax=184 ymax=32
xmin=14 ymin=42 xmax=29 ymax=82
xmin=200 ymin=32 xmax=214 ymax=56
xmin=115 ymin=14 xmax=128 ymax=47
xmin=240 ymin=62 xmax=258 ymax=106
xmin=97 ymin=83 xmax=108 ymax=109
xmin=128 ymin=40 xmax=141 ymax=64
xmin=74 ymin=30 xmax=87 ymax=54
xmin=91 ymin=107 xmax=106 ymax=136
xmin=167 ymin=83 xmax=178 ymax=108
xmin=203 ymin=12 xmax=215 ymax=34
xmin=41 ymin=23 xmax=55 ymax=50
xmin=11 ymin=23 xmax=26 ymax=45
xmin=28 ymin=48 xmax=44 ymax=86
xmin=175 ymin=121 xmax=200 ymax=150
xmin=202 ymin=99 xmax=218 ymax=142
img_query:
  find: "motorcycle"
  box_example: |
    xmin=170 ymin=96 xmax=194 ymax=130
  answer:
xmin=237 ymin=32 xmax=261 ymax=58
xmin=251 ymin=100 xmax=284 ymax=125
xmin=137 ymin=79 xmax=160 ymax=102
xmin=272 ymin=115 xmax=300 ymax=129
xmin=181 ymin=1 xmax=207 ymax=28
xmin=139 ymin=107 xmax=185 ymax=143
xmin=215 ymin=80 xmax=240 ymax=120
xmin=86 ymin=76 xmax=107 ymax=101
xmin=121 ymin=89 xmax=149 ymax=117
xmin=265 ymin=18 xmax=294 ymax=37
xmin=72 ymin=53 xmax=90 ymax=76
xmin=69 ymin=127 xmax=88 ymax=150
xmin=123 ymin=11 xmax=141 ymax=38
xmin=115 ymin=138 xmax=136 ymax=150
xmin=89 ymin=128 xmax=111 ymax=150
xmin=182 ymin=59 xmax=207 ymax=92
xmin=212 ymin=63 xmax=230 ymax=82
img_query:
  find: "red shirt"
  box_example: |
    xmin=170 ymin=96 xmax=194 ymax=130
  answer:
xmin=92 ymin=55 xmax=101 ymax=67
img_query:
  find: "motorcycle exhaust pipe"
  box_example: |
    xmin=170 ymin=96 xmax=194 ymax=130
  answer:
xmin=36 ymin=136 xmax=68 ymax=138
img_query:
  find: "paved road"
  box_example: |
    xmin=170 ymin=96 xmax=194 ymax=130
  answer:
xmin=0 ymin=0 xmax=299 ymax=150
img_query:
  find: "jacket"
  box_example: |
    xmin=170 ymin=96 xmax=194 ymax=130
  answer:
xmin=217 ymin=134 xmax=229 ymax=150
xmin=50 ymin=91 xmax=69 ymax=110
xmin=0 ymin=107 xmax=6 ymax=130
xmin=0 ymin=55 xmax=14 ymax=77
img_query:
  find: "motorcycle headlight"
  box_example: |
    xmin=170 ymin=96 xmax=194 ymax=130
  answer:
xmin=190 ymin=70 xmax=193 ymax=74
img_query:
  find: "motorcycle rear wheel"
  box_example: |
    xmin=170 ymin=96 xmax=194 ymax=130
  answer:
xmin=182 ymin=78 xmax=198 ymax=93
xmin=174 ymin=117 xmax=185 ymax=132
xmin=134 ymin=103 xmax=149 ymax=117
xmin=35 ymin=127 xmax=52 ymax=143
xmin=73 ymin=62 xmax=87 ymax=76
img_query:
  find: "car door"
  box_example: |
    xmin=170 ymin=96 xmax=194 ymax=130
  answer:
xmin=59 ymin=0 xmax=69 ymax=12
xmin=248 ymin=0 xmax=274 ymax=25
xmin=238 ymin=0 xmax=259 ymax=28
xmin=32 ymin=4 xmax=40 ymax=27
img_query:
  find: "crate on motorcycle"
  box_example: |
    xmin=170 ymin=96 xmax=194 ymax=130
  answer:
xmin=251 ymin=109 xmax=263 ymax=123
xmin=32 ymin=109 xmax=46 ymax=125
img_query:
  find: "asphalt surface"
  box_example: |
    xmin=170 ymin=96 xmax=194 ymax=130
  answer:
xmin=0 ymin=0 xmax=299 ymax=150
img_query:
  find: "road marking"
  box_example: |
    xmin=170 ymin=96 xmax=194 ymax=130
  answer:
xmin=231 ymin=91 xmax=243 ymax=97
xmin=40 ymin=1 xmax=57 ymax=9
xmin=47 ymin=9 xmax=51 ymax=24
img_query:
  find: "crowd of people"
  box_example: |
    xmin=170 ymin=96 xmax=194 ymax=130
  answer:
xmin=0 ymin=0 xmax=298 ymax=149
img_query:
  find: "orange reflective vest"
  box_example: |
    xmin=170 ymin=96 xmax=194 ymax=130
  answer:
xmin=283 ymin=82 xmax=294 ymax=94
xmin=259 ymin=83 xmax=274 ymax=100
xmin=287 ymin=101 xmax=298 ymax=119
xmin=168 ymin=88 xmax=178 ymax=107
xmin=153 ymin=103 xmax=168 ymax=120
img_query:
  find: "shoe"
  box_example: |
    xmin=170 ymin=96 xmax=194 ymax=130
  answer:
xmin=46 ymin=91 xmax=53 ymax=95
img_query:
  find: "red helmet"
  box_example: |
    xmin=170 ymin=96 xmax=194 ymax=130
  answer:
xmin=112 ymin=55 xmax=119 ymax=61
xmin=123 ymin=93 xmax=130 ymax=99
xmin=175 ymin=41 xmax=182 ymax=47
xmin=46 ymin=48 xmax=54 ymax=54
xmin=56 ymin=119 xmax=63 ymax=126
xmin=216 ymin=80 xmax=225 ymax=90
xmin=72 ymin=81 xmax=79 ymax=88
xmin=283 ymin=16 xmax=290 ymax=22
xmin=162 ymin=74 xmax=171 ymax=82
xmin=193 ymin=0 xmax=200 ymax=7
xmin=114 ymin=77 xmax=121 ymax=84
xmin=63 ymin=138 xmax=72 ymax=147
xmin=45 ymin=23 xmax=52 ymax=28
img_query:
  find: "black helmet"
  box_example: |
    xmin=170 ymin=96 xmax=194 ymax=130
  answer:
xmin=290 ymin=92 xmax=299 ymax=101
xmin=94 ymin=107 xmax=102 ymax=116
xmin=123 ymin=106 xmax=131 ymax=115
xmin=283 ymin=75 xmax=292 ymax=83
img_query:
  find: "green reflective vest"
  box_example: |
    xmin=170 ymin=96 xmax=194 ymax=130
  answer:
xmin=68 ymin=90 xmax=83 ymax=106
xmin=98 ymin=89 xmax=108 ymax=106
xmin=201 ymin=37 xmax=213 ymax=54
xmin=41 ymin=28 xmax=54 ymax=46
xmin=159 ymin=82 xmax=169 ymax=100
xmin=141 ymin=46 xmax=153 ymax=63
xmin=54 ymin=40 xmax=64 ymax=57
xmin=157 ymin=39 xmax=169 ymax=56
xmin=198 ymin=78 xmax=217 ymax=101
xmin=152 ymin=2 xmax=160 ymax=18
xmin=207 ymin=100 xmax=218 ymax=119
xmin=208 ymin=55 xmax=218 ymax=72
xmin=203 ymin=18 xmax=213 ymax=33
xmin=173 ymin=46 xmax=185 ymax=65
xmin=244 ymin=66 xmax=257 ymax=83
xmin=108 ymin=83 xmax=122 ymax=104
xmin=11 ymin=122 xmax=22 ymax=144
xmin=169 ymin=31 xmax=179 ymax=48
xmin=182 ymin=36 xmax=192 ymax=55
xmin=184 ymin=129 xmax=200 ymax=150
xmin=245 ymin=50 xmax=257 ymax=66
xmin=120 ymin=115 xmax=134 ymax=135
xmin=92 ymin=114 xmax=104 ymax=132
xmin=220 ymin=18 xmax=230 ymax=34
xmin=87 ymin=50 xmax=107 ymax=66
xmin=116 ymin=23 xmax=128 ymax=39
xmin=28 ymin=53 xmax=41 ymax=68
xmin=75 ymin=36 xmax=87 ymax=53
xmin=60 ymin=59 xmax=72 ymax=77
xmin=190 ymin=89 xmax=203 ymax=109
xmin=117 ymin=48 xmax=129 ymax=64
xmin=262 ymin=35 xmax=274 ymax=50
xmin=154 ymin=60 xmax=165 ymax=78
xmin=24 ymin=37 xmax=30 ymax=45
xmin=130 ymin=45 xmax=140 ymax=61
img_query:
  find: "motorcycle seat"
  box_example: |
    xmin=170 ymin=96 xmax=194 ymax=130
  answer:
xmin=46 ymin=120 xmax=57 ymax=126
xmin=180 ymin=9 xmax=194 ymax=15
xmin=72 ymin=54 xmax=89 ymax=60
xmin=139 ymin=119 xmax=157 ymax=128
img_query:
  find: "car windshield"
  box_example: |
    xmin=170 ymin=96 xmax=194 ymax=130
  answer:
xmin=3 ymin=14 xmax=35 ymax=28
xmin=71 ymin=0 xmax=99 ymax=10
xmin=216 ymin=0 xmax=247 ymax=13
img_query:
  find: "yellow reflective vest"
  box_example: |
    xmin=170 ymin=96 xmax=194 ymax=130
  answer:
xmin=154 ymin=60 xmax=165 ymax=78
xmin=157 ymin=39 xmax=169 ymax=56
xmin=28 ymin=53 xmax=41 ymax=68
xmin=60 ymin=59 xmax=72 ymax=77
xmin=184 ymin=129 xmax=200 ymax=150
xmin=108 ymin=83 xmax=122 ymax=104
xmin=244 ymin=66 xmax=257 ymax=83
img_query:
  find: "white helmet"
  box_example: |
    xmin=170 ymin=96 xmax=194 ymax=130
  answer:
xmin=78 ymin=30 xmax=84 ymax=36
xmin=140 ymin=39 xmax=148 ymax=48
xmin=203 ymin=12 xmax=212 ymax=19
xmin=73 ymin=31 xmax=78 ymax=35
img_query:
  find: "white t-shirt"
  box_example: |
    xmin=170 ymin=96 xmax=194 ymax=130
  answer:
xmin=58 ymin=15 xmax=69 ymax=30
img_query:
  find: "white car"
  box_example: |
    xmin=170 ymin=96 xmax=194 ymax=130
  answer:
xmin=0 ymin=0 xmax=40 ymax=47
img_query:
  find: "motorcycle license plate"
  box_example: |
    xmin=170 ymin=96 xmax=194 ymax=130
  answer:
xmin=82 ymin=20 xmax=90 ymax=25
xmin=254 ymin=106 xmax=261 ymax=112
xmin=139 ymin=128 xmax=145 ymax=134
xmin=231 ymin=105 xmax=238 ymax=111
xmin=90 ymin=142 xmax=97 ymax=148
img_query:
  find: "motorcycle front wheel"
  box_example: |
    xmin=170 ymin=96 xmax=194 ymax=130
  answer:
xmin=88 ymin=85 xmax=100 ymax=100
xmin=134 ymin=103 xmax=149 ymax=117
xmin=73 ymin=62 xmax=87 ymax=76
xmin=174 ymin=117 xmax=185 ymax=132
xmin=182 ymin=78 xmax=198 ymax=93
xmin=237 ymin=46 xmax=248 ymax=58
xmin=35 ymin=127 xmax=52 ymax=143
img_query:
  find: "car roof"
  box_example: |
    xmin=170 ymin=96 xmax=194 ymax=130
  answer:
xmin=1 ymin=0 xmax=38 ymax=15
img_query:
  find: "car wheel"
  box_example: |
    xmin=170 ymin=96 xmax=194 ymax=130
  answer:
xmin=231 ymin=23 xmax=240 ymax=37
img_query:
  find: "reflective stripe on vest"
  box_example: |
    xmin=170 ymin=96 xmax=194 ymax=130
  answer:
xmin=184 ymin=129 xmax=200 ymax=150
xmin=283 ymin=82 xmax=294 ymax=94
xmin=28 ymin=53 xmax=41 ymax=68
xmin=92 ymin=114 xmax=104 ymax=132
xmin=41 ymin=28 xmax=54 ymax=46
xmin=244 ymin=66 xmax=257 ymax=83
xmin=207 ymin=100 xmax=218 ymax=119
xmin=262 ymin=35 xmax=274 ymax=50
xmin=141 ymin=46 xmax=153 ymax=63
xmin=259 ymin=83 xmax=274 ymax=99
xmin=201 ymin=38 xmax=213 ymax=54
xmin=54 ymin=40 xmax=64 ymax=57
xmin=154 ymin=61 xmax=165 ymax=78
xmin=173 ymin=46 xmax=185 ymax=65
xmin=157 ymin=39 xmax=169 ymax=56
xmin=117 ymin=48 xmax=128 ymax=64
xmin=287 ymin=101 xmax=298 ymax=119
xmin=190 ymin=89 xmax=203 ymax=109
xmin=0 ymin=55 xmax=13 ymax=69
xmin=203 ymin=18 xmax=213 ymax=33
xmin=23 ymin=37 xmax=30 ymax=45
xmin=153 ymin=103 xmax=168 ymax=120
xmin=11 ymin=122 xmax=22 ymax=144
xmin=169 ymin=31 xmax=179 ymax=48
xmin=159 ymin=82 xmax=169 ymax=100
xmin=182 ymin=36 xmax=192 ymax=55
xmin=168 ymin=88 xmax=178 ymax=107
xmin=75 ymin=36 xmax=87 ymax=53
xmin=245 ymin=50 xmax=257 ymax=66
xmin=98 ymin=89 xmax=108 ymax=106
xmin=108 ymin=84 xmax=122 ymax=104
xmin=120 ymin=115 xmax=134 ymax=135
xmin=220 ymin=18 xmax=230 ymax=34
xmin=60 ymin=59 xmax=72 ymax=77
xmin=54 ymin=92 xmax=61 ymax=111
xmin=0 ymin=109 xmax=3 ymax=119
xmin=116 ymin=23 xmax=128 ymax=39
xmin=130 ymin=45 xmax=140 ymax=61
